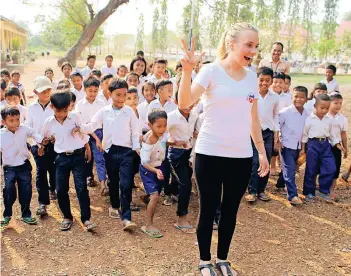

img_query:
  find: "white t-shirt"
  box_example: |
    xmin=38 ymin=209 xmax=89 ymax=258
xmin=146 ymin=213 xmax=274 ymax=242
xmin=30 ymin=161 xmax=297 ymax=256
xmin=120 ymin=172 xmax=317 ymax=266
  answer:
xmin=193 ymin=63 xmax=258 ymax=158
xmin=101 ymin=64 xmax=117 ymax=76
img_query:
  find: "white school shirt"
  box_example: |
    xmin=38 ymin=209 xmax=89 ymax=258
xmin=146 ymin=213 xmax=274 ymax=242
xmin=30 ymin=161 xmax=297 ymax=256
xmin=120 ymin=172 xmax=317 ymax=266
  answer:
xmin=279 ymin=105 xmax=308 ymax=150
xmin=41 ymin=112 xmax=89 ymax=153
xmin=147 ymin=98 xmax=177 ymax=118
xmin=167 ymin=109 xmax=198 ymax=149
xmin=96 ymin=92 xmax=112 ymax=105
xmin=147 ymin=74 xmax=162 ymax=84
xmin=137 ymin=101 xmax=151 ymax=132
xmin=138 ymin=76 xmax=146 ymax=104
xmin=88 ymin=105 xmax=140 ymax=151
xmin=71 ymin=86 xmax=86 ymax=103
xmin=75 ymin=98 xmax=105 ymax=128
xmin=257 ymin=90 xmax=280 ymax=131
xmin=276 ymin=91 xmax=292 ymax=111
xmin=304 ymin=98 xmax=315 ymax=115
xmin=140 ymin=133 xmax=168 ymax=167
xmin=193 ymin=62 xmax=258 ymax=158
xmin=0 ymin=125 xmax=43 ymax=166
xmin=194 ymin=100 xmax=204 ymax=115
xmin=101 ymin=64 xmax=117 ymax=76
xmin=26 ymin=101 xmax=54 ymax=145
xmin=80 ymin=66 xmax=96 ymax=79
xmin=302 ymin=113 xmax=335 ymax=144
xmin=326 ymin=112 xmax=348 ymax=146
xmin=321 ymin=78 xmax=340 ymax=94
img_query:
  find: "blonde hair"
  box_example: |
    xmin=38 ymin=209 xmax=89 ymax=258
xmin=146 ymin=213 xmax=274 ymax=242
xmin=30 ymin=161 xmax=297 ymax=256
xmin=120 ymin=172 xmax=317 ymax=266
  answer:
xmin=217 ymin=22 xmax=259 ymax=60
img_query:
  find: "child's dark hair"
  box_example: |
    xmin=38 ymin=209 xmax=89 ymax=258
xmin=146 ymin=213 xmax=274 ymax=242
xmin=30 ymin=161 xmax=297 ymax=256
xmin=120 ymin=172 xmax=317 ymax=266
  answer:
xmin=126 ymin=72 xmax=140 ymax=82
xmin=91 ymin=69 xmax=102 ymax=78
xmin=87 ymin=54 xmax=96 ymax=62
xmin=84 ymin=76 xmax=100 ymax=88
xmin=315 ymin=94 xmax=331 ymax=105
xmin=109 ymin=78 xmax=128 ymax=92
xmin=142 ymin=82 xmax=156 ymax=94
xmin=257 ymin=67 xmax=273 ymax=78
xmin=155 ymin=79 xmax=172 ymax=93
xmin=1 ymin=79 xmax=7 ymax=90
xmin=70 ymin=71 xmax=83 ymax=79
xmin=285 ymin=74 xmax=291 ymax=83
xmin=293 ymin=86 xmax=308 ymax=98
xmin=10 ymin=70 xmax=20 ymax=77
xmin=130 ymin=57 xmax=147 ymax=77
xmin=148 ymin=108 xmax=167 ymax=124
xmin=273 ymin=42 xmax=284 ymax=51
xmin=105 ymin=55 xmax=113 ymax=60
xmin=5 ymin=87 xmax=21 ymax=98
xmin=57 ymin=79 xmax=71 ymax=89
xmin=45 ymin=67 xmax=54 ymax=74
xmin=175 ymin=62 xmax=182 ymax=71
xmin=101 ymin=73 xmax=114 ymax=82
xmin=308 ymin=82 xmax=327 ymax=100
xmin=136 ymin=50 xmax=144 ymax=56
xmin=127 ymin=87 xmax=138 ymax=94
xmin=329 ymin=92 xmax=343 ymax=101
xmin=155 ymin=59 xmax=167 ymax=65
xmin=273 ymin=72 xmax=285 ymax=80
xmin=69 ymin=91 xmax=76 ymax=103
xmin=1 ymin=68 xmax=10 ymax=78
xmin=117 ymin=65 xmax=128 ymax=72
xmin=61 ymin=61 xmax=73 ymax=71
xmin=50 ymin=91 xmax=71 ymax=109
xmin=1 ymin=106 xmax=20 ymax=120
xmin=326 ymin=64 xmax=337 ymax=75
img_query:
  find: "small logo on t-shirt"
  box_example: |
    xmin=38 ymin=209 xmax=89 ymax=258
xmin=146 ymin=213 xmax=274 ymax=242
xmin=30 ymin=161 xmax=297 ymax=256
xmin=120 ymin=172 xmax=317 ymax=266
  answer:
xmin=247 ymin=92 xmax=255 ymax=103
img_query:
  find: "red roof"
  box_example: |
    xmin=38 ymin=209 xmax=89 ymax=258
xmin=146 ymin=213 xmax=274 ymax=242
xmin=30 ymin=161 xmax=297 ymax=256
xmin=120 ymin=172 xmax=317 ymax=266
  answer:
xmin=336 ymin=21 xmax=351 ymax=38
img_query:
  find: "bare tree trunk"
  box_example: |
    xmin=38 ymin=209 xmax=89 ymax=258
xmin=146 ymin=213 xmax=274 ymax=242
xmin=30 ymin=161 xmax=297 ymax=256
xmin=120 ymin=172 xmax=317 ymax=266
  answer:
xmin=58 ymin=0 xmax=129 ymax=66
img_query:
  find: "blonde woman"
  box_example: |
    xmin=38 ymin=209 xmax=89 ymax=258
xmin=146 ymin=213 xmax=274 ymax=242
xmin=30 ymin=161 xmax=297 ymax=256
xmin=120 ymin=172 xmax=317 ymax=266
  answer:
xmin=178 ymin=23 xmax=269 ymax=276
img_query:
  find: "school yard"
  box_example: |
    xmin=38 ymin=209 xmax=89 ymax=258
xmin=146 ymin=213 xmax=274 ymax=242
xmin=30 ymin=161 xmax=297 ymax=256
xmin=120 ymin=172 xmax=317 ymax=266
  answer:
xmin=1 ymin=57 xmax=351 ymax=276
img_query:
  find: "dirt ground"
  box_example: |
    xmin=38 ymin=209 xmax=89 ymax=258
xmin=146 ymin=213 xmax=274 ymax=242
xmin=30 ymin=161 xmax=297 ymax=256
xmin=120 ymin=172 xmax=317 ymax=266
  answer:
xmin=1 ymin=57 xmax=351 ymax=276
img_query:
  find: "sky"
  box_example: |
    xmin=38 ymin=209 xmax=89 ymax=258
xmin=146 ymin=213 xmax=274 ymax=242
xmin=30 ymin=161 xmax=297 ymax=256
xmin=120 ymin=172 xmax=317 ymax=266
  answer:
xmin=1 ymin=0 xmax=350 ymax=36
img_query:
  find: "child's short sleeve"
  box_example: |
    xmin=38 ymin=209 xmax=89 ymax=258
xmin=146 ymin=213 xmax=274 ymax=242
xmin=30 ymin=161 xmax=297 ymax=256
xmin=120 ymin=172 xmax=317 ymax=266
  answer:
xmin=192 ymin=64 xmax=213 ymax=90
xmin=342 ymin=115 xmax=348 ymax=131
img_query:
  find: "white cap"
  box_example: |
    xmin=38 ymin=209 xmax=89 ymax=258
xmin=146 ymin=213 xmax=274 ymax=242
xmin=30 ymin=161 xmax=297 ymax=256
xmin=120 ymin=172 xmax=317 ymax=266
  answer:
xmin=34 ymin=76 xmax=53 ymax=93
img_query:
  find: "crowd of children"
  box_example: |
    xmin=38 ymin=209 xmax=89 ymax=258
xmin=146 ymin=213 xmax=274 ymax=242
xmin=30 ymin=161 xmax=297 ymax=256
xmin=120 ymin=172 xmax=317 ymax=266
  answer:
xmin=0 ymin=50 xmax=349 ymax=236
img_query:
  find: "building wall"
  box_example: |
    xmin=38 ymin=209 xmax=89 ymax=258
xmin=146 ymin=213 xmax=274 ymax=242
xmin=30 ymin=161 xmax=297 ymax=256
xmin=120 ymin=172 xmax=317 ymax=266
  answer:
xmin=0 ymin=18 xmax=28 ymax=52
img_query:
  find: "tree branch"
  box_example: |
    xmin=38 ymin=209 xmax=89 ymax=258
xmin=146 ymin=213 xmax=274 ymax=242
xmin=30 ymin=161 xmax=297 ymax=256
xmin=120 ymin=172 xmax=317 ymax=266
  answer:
xmin=59 ymin=2 xmax=86 ymax=28
xmin=84 ymin=0 xmax=95 ymax=21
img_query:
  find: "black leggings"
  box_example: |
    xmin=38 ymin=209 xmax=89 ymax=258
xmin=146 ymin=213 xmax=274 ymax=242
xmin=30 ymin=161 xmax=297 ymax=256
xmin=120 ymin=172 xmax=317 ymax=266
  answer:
xmin=195 ymin=153 xmax=252 ymax=261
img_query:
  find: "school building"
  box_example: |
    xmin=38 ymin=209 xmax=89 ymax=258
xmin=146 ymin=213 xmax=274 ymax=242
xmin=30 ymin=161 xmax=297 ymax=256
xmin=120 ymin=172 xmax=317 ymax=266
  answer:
xmin=0 ymin=15 xmax=29 ymax=52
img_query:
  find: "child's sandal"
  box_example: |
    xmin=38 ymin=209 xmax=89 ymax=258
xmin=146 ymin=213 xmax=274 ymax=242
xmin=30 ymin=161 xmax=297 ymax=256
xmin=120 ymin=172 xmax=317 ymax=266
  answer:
xmin=199 ymin=263 xmax=217 ymax=276
xmin=84 ymin=221 xmax=97 ymax=232
xmin=215 ymin=261 xmax=237 ymax=276
xmin=1 ymin=217 xmax=11 ymax=227
xmin=60 ymin=220 xmax=73 ymax=231
xmin=21 ymin=217 xmax=37 ymax=225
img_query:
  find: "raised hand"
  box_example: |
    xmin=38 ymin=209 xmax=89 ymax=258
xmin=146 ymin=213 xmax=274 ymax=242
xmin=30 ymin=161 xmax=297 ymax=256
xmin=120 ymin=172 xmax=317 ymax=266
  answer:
xmin=180 ymin=37 xmax=205 ymax=72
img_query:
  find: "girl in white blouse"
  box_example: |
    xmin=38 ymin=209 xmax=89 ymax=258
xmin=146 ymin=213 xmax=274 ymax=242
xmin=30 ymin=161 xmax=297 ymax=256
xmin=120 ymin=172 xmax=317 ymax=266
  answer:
xmin=178 ymin=23 xmax=269 ymax=276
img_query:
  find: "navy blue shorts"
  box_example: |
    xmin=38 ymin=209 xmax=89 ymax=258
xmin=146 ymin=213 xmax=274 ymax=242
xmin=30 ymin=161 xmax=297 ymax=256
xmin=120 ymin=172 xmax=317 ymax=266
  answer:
xmin=139 ymin=164 xmax=165 ymax=195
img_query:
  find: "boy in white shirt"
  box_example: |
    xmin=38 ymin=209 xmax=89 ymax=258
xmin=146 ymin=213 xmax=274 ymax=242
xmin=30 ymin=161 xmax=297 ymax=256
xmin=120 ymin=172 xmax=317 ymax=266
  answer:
xmin=0 ymin=107 xmax=44 ymax=227
xmin=167 ymin=91 xmax=198 ymax=232
xmin=270 ymin=72 xmax=291 ymax=175
xmin=148 ymin=59 xmax=167 ymax=84
xmin=97 ymin=74 xmax=113 ymax=105
xmin=327 ymin=93 xmax=348 ymax=201
xmin=80 ymin=55 xmax=97 ymax=79
xmin=139 ymin=109 xmax=168 ymax=238
xmin=76 ymin=77 xmax=106 ymax=190
xmin=3 ymin=87 xmax=27 ymax=123
xmin=70 ymin=72 xmax=85 ymax=102
xmin=9 ymin=70 xmax=26 ymax=105
xmin=275 ymin=86 xmax=309 ymax=205
xmin=284 ymin=74 xmax=292 ymax=95
xmin=147 ymin=80 xmax=177 ymax=118
xmin=86 ymin=78 xmax=140 ymax=231
xmin=302 ymin=94 xmax=336 ymax=202
xmin=321 ymin=65 xmax=340 ymax=94
xmin=246 ymin=67 xmax=279 ymax=202
xmin=101 ymin=55 xmax=117 ymax=76
xmin=126 ymin=72 xmax=144 ymax=103
xmin=137 ymin=82 xmax=156 ymax=135
xmin=42 ymin=91 xmax=96 ymax=232
xmin=26 ymin=76 xmax=56 ymax=217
